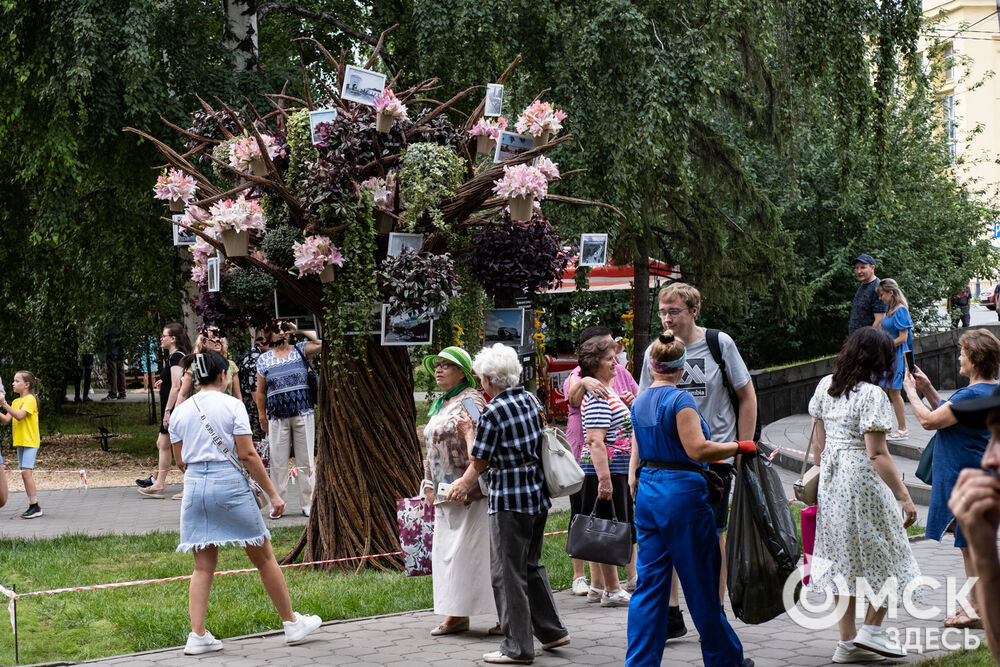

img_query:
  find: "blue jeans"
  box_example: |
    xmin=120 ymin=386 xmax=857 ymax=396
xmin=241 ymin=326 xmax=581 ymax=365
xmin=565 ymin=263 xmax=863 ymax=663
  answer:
xmin=626 ymin=469 xmax=744 ymax=667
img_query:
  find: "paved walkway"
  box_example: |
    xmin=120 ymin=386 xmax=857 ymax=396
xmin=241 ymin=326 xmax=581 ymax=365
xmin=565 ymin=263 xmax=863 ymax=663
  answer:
xmin=0 ymin=484 xmax=308 ymax=539
xmin=40 ymin=536 xmax=988 ymax=667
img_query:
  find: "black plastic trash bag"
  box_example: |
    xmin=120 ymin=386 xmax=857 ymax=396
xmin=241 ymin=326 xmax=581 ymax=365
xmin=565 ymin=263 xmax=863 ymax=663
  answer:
xmin=726 ymin=451 xmax=802 ymax=624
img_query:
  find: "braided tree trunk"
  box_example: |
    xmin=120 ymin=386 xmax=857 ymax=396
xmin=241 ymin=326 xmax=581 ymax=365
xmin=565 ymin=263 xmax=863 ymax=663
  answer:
xmin=281 ymin=337 xmax=421 ymax=569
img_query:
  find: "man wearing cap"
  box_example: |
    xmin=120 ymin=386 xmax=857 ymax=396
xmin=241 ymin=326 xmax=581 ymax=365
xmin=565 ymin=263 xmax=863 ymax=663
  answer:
xmin=946 ymin=393 xmax=1000 ymax=664
xmin=848 ymin=254 xmax=888 ymax=334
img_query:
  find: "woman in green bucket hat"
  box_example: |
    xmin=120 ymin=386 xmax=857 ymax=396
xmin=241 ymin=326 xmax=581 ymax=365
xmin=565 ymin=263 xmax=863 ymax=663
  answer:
xmin=419 ymin=346 xmax=499 ymax=636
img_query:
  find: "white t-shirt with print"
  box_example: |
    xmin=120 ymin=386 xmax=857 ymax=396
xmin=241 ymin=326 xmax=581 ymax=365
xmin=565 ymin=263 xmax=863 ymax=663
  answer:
xmin=168 ymin=390 xmax=253 ymax=464
xmin=638 ymin=329 xmax=751 ymax=443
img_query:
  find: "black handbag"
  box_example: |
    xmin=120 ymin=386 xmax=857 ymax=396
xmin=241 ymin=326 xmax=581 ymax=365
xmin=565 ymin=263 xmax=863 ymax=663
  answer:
xmin=292 ymin=344 xmax=319 ymax=405
xmin=565 ymin=498 xmax=632 ymax=567
xmin=915 ymin=434 xmax=935 ymax=485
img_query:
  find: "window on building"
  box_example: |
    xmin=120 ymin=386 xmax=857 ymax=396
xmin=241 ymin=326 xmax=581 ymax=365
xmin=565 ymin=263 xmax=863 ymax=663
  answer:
xmin=944 ymin=43 xmax=956 ymax=80
xmin=942 ymin=94 xmax=956 ymax=160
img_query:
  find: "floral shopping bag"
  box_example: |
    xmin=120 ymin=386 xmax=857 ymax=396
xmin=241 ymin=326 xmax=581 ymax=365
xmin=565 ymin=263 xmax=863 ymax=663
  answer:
xmin=396 ymin=495 xmax=434 ymax=576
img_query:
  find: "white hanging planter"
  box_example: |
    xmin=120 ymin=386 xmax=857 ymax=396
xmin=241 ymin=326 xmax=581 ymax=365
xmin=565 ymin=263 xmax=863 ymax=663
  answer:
xmin=509 ymin=195 xmax=534 ymax=222
xmin=533 ymin=131 xmax=551 ymax=148
xmin=220 ymin=229 xmax=250 ymax=257
xmin=376 ymin=112 xmax=394 ymax=133
xmin=476 ymin=135 xmax=496 ymax=156
xmin=249 ymin=158 xmax=268 ymax=177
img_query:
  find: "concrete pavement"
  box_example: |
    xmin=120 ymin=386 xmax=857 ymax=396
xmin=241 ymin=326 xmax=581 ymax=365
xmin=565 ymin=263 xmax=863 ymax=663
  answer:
xmin=44 ymin=536 xmax=989 ymax=667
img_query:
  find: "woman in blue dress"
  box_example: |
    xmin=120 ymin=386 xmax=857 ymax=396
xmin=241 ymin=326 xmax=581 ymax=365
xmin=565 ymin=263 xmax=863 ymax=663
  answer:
xmin=877 ymin=278 xmax=913 ymax=439
xmin=903 ymin=328 xmax=1000 ymax=628
xmin=625 ymin=331 xmax=756 ymax=667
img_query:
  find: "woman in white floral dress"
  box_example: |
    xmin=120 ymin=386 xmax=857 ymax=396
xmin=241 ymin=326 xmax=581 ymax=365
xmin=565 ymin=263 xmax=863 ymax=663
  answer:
xmin=807 ymin=327 xmax=921 ymax=664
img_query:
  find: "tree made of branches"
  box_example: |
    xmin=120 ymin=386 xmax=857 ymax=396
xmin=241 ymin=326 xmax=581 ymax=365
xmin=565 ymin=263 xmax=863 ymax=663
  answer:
xmin=127 ymin=38 xmax=613 ymax=568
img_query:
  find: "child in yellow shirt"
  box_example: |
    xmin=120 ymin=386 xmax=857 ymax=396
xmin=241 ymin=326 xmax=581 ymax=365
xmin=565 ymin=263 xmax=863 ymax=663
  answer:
xmin=0 ymin=371 xmax=41 ymax=518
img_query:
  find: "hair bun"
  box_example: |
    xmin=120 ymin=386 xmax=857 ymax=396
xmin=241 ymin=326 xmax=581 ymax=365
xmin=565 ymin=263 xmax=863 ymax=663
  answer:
xmin=658 ymin=332 xmax=675 ymax=345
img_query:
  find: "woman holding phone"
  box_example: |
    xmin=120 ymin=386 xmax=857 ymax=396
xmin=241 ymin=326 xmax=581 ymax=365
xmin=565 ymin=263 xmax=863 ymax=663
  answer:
xmin=419 ymin=347 xmax=496 ymax=636
xmin=903 ymin=328 xmax=1000 ymax=628
xmin=877 ymin=278 xmax=914 ymax=440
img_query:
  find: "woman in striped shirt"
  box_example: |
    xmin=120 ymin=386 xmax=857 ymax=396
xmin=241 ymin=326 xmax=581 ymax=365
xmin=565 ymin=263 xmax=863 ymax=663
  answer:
xmin=579 ymin=335 xmax=635 ymax=608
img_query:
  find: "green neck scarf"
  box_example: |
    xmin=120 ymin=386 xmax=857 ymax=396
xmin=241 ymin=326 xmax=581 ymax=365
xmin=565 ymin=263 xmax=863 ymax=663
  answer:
xmin=428 ymin=381 xmax=470 ymax=417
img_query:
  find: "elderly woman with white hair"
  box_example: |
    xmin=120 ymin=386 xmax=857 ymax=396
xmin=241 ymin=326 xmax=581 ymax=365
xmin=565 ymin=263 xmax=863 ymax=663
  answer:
xmin=449 ymin=344 xmax=569 ymax=665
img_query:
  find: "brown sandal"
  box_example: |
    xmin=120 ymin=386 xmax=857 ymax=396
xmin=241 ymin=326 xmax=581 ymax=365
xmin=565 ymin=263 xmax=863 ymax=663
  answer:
xmin=943 ymin=609 xmax=982 ymax=629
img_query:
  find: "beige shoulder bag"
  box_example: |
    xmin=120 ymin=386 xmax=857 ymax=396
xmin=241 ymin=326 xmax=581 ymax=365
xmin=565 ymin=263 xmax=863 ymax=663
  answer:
xmin=793 ymin=419 xmax=821 ymax=506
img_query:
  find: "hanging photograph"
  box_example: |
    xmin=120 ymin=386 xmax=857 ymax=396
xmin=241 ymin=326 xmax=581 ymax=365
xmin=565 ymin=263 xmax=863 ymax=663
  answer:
xmin=494 ymin=131 xmax=535 ymax=163
xmin=579 ymin=233 xmax=609 ymax=267
xmin=381 ymin=305 xmax=434 ymax=346
xmin=172 ymin=214 xmax=196 ymax=246
xmin=340 ymin=65 xmax=387 ymax=107
xmin=387 ymin=232 xmax=424 ymax=258
xmin=485 ymin=83 xmax=504 ymax=117
xmin=484 ymin=308 xmax=525 ymax=347
xmin=309 ymin=108 xmax=339 ymax=144
xmin=207 ymin=257 xmax=221 ymax=292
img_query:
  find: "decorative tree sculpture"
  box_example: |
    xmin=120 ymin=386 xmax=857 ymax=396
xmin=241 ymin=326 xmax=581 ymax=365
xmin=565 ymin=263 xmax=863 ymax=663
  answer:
xmin=127 ymin=40 xmax=617 ymax=568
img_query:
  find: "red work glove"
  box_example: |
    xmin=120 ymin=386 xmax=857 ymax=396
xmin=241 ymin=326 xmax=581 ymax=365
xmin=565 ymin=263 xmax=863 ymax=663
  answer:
xmin=736 ymin=440 xmax=757 ymax=455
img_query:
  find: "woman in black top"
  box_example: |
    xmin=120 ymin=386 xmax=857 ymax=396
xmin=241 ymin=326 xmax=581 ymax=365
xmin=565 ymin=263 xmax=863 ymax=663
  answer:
xmin=138 ymin=322 xmax=191 ymax=498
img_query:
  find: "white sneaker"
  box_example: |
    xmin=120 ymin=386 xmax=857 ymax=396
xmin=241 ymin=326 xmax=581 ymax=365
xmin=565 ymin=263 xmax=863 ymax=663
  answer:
xmin=283 ymin=611 xmax=322 ymax=644
xmin=601 ymin=590 xmax=631 ymax=607
xmin=832 ymin=642 xmax=886 ymax=663
xmin=854 ymin=627 xmax=905 ymax=658
xmin=571 ymin=576 xmax=589 ymax=596
xmin=184 ymin=630 xmax=223 ymax=655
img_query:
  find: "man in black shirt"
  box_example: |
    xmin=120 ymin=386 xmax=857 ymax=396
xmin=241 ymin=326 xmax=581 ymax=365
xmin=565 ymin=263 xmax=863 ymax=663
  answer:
xmin=848 ymin=254 xmax=887 ymax=333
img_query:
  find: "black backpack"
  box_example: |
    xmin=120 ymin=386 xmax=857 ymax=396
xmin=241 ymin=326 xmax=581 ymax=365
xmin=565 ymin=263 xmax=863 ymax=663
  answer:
xmin=705 ymin=328 xmax=761 ymax=442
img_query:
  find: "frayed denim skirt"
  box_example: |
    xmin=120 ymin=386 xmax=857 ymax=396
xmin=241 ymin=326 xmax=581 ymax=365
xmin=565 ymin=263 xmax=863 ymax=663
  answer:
xmin=178 ymin=461 xmax=270 ymax=553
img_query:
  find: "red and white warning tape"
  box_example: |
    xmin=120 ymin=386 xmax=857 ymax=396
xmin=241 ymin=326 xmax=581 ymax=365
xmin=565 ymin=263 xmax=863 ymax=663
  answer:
xmin=0 ymin=530 xmax=571 ymax=607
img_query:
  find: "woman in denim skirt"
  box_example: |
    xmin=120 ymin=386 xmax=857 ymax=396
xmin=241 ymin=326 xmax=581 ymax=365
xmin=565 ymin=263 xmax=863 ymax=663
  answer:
xmin=168 ymin=350 xmax=322 ymax=655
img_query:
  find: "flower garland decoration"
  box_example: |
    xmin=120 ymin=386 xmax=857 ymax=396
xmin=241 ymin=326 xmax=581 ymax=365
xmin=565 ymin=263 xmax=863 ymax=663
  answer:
xmin=468 ymin=116 xmax=508 ymax=140
xmin=292 ymin=235 xmax=345 ymax=276
xmin=515 ymin=101 xmax=567 ymax=138
xmin=360 ymin=172 xmax=396 ymax=212
xmin=535 ymin=156 xmax=561 ymax=182
xmin=373 ymin=88 xmax=408 ymax=121
xmin=208 ymin=195 xmax=267 ymax=234
xmin=493 ymin=164 xmax=548 ymax=200
xmin=153 ymin=168 xmax=197 ymax=205
xmin=228 ymin=132 xmax=281 ymax=172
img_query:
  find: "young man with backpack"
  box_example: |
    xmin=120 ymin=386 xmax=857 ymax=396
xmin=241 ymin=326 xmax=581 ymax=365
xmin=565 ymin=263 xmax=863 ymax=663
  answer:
xmin=638 ymin=282 xmax=758 ymax=637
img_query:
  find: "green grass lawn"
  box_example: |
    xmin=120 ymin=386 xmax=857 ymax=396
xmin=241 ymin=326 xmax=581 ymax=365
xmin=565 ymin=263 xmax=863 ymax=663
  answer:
xmin=915 ymin=646 xmax=994 ymax=666
xmin=0 ymin=511 xmax=574 ymax=665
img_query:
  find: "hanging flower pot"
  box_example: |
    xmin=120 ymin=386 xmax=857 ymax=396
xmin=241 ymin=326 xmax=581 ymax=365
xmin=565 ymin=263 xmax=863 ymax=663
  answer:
xmin=375 ymin=112 xmax=394 ymax=133
xmin=509 ymin=195 xmax=534 ymax=222
xmin=169 ymin=198 xmax=186 ymax=213
xmin=320 ymin=264 xmax=336 ymax=283
xmin=493 ymin=164 xmax=546 ymax=223
xmin=249 ymin=158 xmax=268 ymax=177
xmin=532 ymin=131 xmax=551 ymax=148
xmin=376 ymin=211 xmax=394 ymax=235
xmin=373 ymin=88 xmax=407 ymax=134
xmin=476 ymin=135 xmax=497 ymax=156
xmin=220 ymin=229 xmax=250 ymax=257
